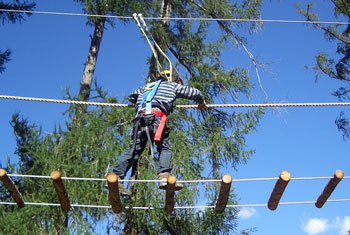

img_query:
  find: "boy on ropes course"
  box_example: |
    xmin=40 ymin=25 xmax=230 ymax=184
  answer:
xmin=111 ymin=70 xmax=207 ymax=196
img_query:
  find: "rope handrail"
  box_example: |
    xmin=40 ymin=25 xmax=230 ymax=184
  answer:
xmin=7 ymin=173 xmax=350 ymax=183
xmin=0 ymin=8 xmax=349 ymax=25
xmin=2 ymin=94 xmax=350 ymax=109
xmin=1 ymin=199 xmax=350 ymax=210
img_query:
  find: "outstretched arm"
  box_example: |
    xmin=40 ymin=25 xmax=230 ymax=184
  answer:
xmin=174 ymin=84 xmax=207 ymax=109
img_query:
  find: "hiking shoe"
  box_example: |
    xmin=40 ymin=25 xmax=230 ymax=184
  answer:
xmin=158 ymin=172 xmax=170 ymax=190
xmin=118 ymin=183 xmax=132 ymax=197
xmin=157 ymin=172 xmax=183 ymax=191
xmin=105 ymin=182 xmax=131 ymax=196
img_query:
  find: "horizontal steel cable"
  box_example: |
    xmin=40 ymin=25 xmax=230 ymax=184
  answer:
xmin=2 ymin=94 xmax=350 ymax=109
xmin=7 ymin=173 xmax=350 ymax=183
xmin=1 ymin=199 xmax=350 ymax=210
xmin=0 ymin=9 xmax=349 ymax=25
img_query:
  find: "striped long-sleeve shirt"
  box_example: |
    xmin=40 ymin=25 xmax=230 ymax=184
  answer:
xmin=128 ymin=80 xmax=205 ymax=115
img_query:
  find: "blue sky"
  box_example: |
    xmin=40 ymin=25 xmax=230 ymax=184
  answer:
xmin=1 ymin=1 xmax=349 ymax=234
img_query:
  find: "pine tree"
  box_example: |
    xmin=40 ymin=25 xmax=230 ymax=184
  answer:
xmin=123 ymin=1 xmax=263 ymax=233
xmin=0 ymin=0 xmax=35 ymax=75
xmin=72 ymin=0 xmax=148 ymax=124
xmin=297 ymin=1 xmax=350 ymax=139
xmin=1 ymin=1 xmax=264 ymax=234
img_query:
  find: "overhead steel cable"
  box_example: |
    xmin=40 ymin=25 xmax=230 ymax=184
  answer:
xmin=0 ymin=8 xmax=349 ymax=25
xmin=2 ymin=94 xmax=350 ymax=109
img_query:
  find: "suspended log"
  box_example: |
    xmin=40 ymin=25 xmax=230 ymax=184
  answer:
xmin=164 ymin=175 xmax=176 ymax=214
xmin=268 ymin=171 xmax=291 ymax=211
xmin=51 ymin=170 xmax=70 ymax=214
xmin=215 ymin=174 xmax=232 ymax=213
xmin=0 ymin=168 xmax=25 ymax=208
xmin=315 ymin=170 xmax=344 ymax=208
xmin=107 ymin=173 xmax=122 ymax=213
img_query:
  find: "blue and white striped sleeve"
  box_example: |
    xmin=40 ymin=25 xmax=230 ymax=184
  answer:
xmin=128 ymin=87 xmax=143 ymax=104
xmin=174 ymin=84 xmax=205 ymax=104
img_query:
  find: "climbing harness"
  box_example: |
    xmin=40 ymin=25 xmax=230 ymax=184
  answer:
xmin=129 ymin=79 xmax=168 ymax=162
xmin=137 ymin=79 xmax=168 ymax=142
xmin=150 ymin=109 xmax=167 ymax=142
xmin=138 ymin=80 xmax=162 ymax=114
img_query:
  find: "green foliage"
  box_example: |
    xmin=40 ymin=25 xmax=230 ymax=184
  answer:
xmin=74 ymin=0 xmax=148 ymax=26
xmin=0 ymin=49 xmax=11 ymax=74
xmin=1 ymin=92 xmax=134 ymax=234
xmin=0 ymin=0 xmax=35 ymax=25
xmin=1 ymin=0 xmax=265 ymax=234
xmin=297 ymin=2 xmax=350 ymax=81
xmin=297 ymin=1 xmax=350 ymax=139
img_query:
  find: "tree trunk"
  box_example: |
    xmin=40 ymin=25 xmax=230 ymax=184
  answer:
xmin=79 ymin=18 xmax=105 ymax=102
xmin=73 ymin=18 xmax=105 ymax=126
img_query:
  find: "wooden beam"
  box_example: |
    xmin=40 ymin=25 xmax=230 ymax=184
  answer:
xmin=215 ymin=174 xmax=232 ymax=213
xmin=164 ymin=175 xmax=176 ymax=214
xmin=0 ymin=168 xmax=25 ymax=208
xmin=107 ymin=173 xmax=122 ymax=213
xmin=315 ymin=170 xmax=344 ymax=208
xmin=268 ymin=171 xmax=291 ymax=211
xmin=51 ymin=170 xmax=70 ymax=214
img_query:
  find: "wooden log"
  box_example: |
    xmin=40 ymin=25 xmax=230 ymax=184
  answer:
xmin=215 ymin=174 xmax=232 ymax=213
xmin=107 ymin=173 xmax=122 ymax=214
xmin=268 ymin=171 xmax=291 ymax=211
xmin=0 ymin=168 xmax=25 ymax=208
xmin=164 ymin=175 xmax=176 ymax=214
xmin=315 ymin=170 xmax=344 ymax=208
xmin=51 ymin=170 xmax=70 ymax=214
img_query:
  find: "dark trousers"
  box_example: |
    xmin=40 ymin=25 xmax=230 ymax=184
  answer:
xmin=113 ymin=115 xmax=172 ymax=177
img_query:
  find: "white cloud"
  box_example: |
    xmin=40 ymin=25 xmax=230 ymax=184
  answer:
xmin=301 ymin=216 xmax=350 ymax=235
xmin=237 ymin=207 xmax=257 ymax=220
xmin=338 ymin=216 xmax=350 ymax=235
xmin=302 ymin=218 xmax=329 ymax=235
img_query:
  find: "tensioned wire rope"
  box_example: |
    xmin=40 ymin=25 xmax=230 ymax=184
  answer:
xmin=2 ymin=94 xmax=350 ymax=109
xmin=0 ymin=8 xmax=349 ymax=25
xmin=6 ymin=172 xmax=350 ymax=183
xmin=2 ymin=173 xmax=349 ymax=209
xmin=1 ymin=199 xmax=350 ymax=210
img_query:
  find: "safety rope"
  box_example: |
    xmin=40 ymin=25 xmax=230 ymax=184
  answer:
xmin=137 ymin=13 xmax=173 ymax=81
xmin=1 ymin=199 xmax=350 ymax=210
xmin=0 ymin=9 xmax=349 ymax=25
xmin=132 ymin=13 xmax=162 ymax=74
xmin=133 ymin=13 xmax=173 ymax=81
xmin=2 ymin=94 xmax=350 ymax=109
